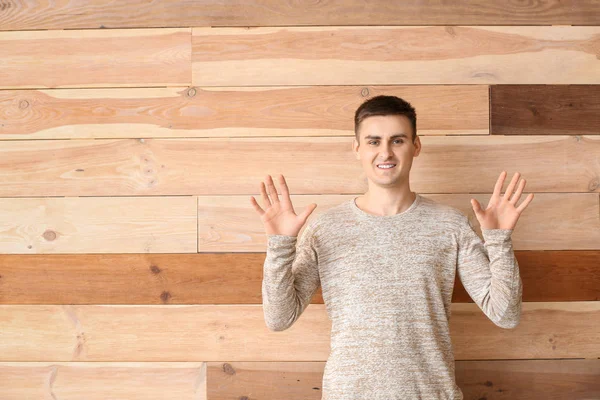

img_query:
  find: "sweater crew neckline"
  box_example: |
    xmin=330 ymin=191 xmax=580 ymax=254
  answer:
xmin=351 ymin=193 xmax=421 ymax=220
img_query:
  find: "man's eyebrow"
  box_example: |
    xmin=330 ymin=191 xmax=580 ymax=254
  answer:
xmin=364 ymin=134 xmax=408 ymax=139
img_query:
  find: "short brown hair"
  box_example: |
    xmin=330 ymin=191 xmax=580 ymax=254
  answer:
xmin=354 ymin=95 xmax=417 ymax=144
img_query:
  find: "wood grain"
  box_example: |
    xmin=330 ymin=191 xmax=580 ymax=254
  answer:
xmin=0 ymin=136 xmax=598 ymax=197
xmin=0 ymin=29 xmax=191 ymax=89
xmin=0 ymin=197 xmax=197 ymax=254
xmin=0 ymin=85 xmax=488 ymax=140
xmin=1 ymin=360 xmax=598 ymax=400
xmin=0 ymin=250 xmax=598 ymax=304
xmin=0 ymin=362 xmax=206 ymax=400
xmin=200 ymin=193 xmax=600 ymax=251
xmin=192 ymin=26 xmax=600 ymax=85
xmin=0 ymin=303 xmax=598 ymax=361
xmin=2 ymin=0 xmax=599 ymax=30
xmin=491 ymin=84 xmax=600 ymax=135
xmin=206 ymin=360 xmax=600 ymax=400
xmin=0 ymin=193 xmax=596 ymax=254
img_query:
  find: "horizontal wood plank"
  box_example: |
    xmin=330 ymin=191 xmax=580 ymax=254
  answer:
xmin=0 ymin=303 xmax=598 ymax=361
xmin=0 ymin=85 xmax=488 ymax=140
xmin=0 ymin=136 xmax=598 ymax=196
xmin=200 ymin=193 xmax=600 ymax=251
xmin=0 ymin=29 xmax=191 ymax=89
xmin=0 ymin=197 xmax=197 ymax=254
xmin=1 ymin=360 xmax=598 ymax=400
xmin=192 ymin=26 xmax=600 ymax=85
xmin=0 ymin=250 xmax=598 ymax=304
xmin=491 ymin=84 xmax=600 ymax=135
xmin=0 ymin=362 xmax=206 ymax=400
xmin=2 ymin=1 xmax=600 ymax=31
xmin=206 ymin=360 xmax=600 ymax=400
xmin=0 ymin=193 xmax=596 ymax=254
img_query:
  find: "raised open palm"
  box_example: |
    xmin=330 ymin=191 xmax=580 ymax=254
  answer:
xmin=471 ymin=171 xmax=534 ymax=230
xmin=250 ymin=174 xmax=317 ymax=237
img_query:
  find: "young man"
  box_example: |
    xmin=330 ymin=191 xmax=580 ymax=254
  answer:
xmin=250 ymin=95 xmax=533 ymax=399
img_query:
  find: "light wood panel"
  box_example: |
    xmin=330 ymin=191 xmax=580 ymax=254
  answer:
xmin=2 ymin=0 xmax=600 ymax=30
xmin=0 ymin=193 xmax=596 ymax=255
xmin=192 ymin=26 xmax=600 ymax=86
xmin=0 ymin=362 xmax=206 ymax=400
xmin=0 ymin=197 xmax=197 ymax=254
xmin=0 ymin=29 xmax=191 ymax=89
xmin=199 ymin=193 xmax=599 ymax=251
xmin=0 ymin=85 xmax=488 ymax=140
xmin=0 ymin=303 xmax=598 ymax=361
xmin=491 ymin=84 xmax=600 ymax=135
xmin=0 ymin=250 xmax=598 ymax=304
xmin=0 ymin=136 xmax=598 ymax=197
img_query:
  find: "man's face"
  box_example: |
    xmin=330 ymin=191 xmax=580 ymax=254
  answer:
xmin=352 ymin=115 xmax=421 ymax=188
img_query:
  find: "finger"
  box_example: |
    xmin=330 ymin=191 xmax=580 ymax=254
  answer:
xmin=510 ymin=178 xmax=526 ymax=204
xmin=492 ymin=171 xmax=507 ymax=199
xmin=504 ymin=172 xmax=521 ymax=200
xmin=249 ymin=196 xmax=265 ymax=216
xmin=266 ymin=175 xmax=280 ymax=203
xmin=260 ymin=180 xmax=272 ymax=207
xmin=516 ymin=193 xmax=534 ymax=213
xmin=278 ymin=174 xmax=294 ymax=209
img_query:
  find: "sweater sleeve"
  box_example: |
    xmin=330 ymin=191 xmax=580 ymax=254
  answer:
xmin=262 ymin=220 xmax=321 ymax=331
xmin=456 ymin=216 xmax=523 ymax=329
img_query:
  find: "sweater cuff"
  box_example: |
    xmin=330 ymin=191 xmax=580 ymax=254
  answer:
xmin=482 ymin=229 xmax=513 ymax=243
xmin=267 ymin=234 xmax=298 ymax=247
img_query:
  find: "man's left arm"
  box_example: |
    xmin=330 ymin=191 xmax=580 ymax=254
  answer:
xmin=458 ymin=170 xmax=533 ymax=329
xmin=456 ymin=218 xmax=523 ymax=329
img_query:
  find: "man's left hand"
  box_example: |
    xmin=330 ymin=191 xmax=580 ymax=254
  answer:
xmin=470 ymin=171 xmax=534 ymax=230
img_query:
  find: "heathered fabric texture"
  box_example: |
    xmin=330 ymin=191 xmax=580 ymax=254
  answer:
xmin=262 ymin=193 xmax=523 ymax=400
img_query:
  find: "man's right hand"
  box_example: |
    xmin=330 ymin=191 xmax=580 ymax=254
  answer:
xmin=250 ymin=174 xmax=317 ymax=237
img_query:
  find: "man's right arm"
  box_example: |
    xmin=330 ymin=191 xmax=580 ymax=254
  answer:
xmin=262 ymin=221 xmax=321 ymax=331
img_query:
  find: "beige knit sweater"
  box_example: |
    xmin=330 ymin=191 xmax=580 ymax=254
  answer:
xmin=262 ymin=193 xmax=523 ymax=399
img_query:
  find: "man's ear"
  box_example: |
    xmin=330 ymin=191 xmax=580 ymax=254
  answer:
xmin=352 ymin=138 xmax=360 ymax=160
xmin=413 ymin=135 xmax=421 ymax=157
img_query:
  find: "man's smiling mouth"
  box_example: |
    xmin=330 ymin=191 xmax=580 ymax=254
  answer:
xmin=376 ymin=164 xmax=397 ymax=169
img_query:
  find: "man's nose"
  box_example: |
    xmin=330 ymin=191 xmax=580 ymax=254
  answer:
xmin=380 ymin=145 xmax=393 ymax=156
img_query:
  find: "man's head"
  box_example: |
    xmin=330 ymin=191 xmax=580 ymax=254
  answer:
xmin=352 ymin=95 xmax=421 ymax=188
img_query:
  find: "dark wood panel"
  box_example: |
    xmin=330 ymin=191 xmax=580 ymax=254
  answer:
xmin=1 ymin=251 xmax=598 ymax=304
xmin=206 ymin=360 xmax=600 ymax=400
xmin=491 ymin=85 xmax=600 ymax=135
xmin=1 ymin=1 xmax=600 ymax=30
xmin=0 ymin=85 xmax=488 ymax=140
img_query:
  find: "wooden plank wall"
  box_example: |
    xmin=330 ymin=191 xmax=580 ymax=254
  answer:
xmin=1 ymin=1 xmax=599 ymax=398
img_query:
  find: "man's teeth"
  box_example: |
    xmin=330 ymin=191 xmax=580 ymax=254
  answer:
xmin=377 ymin=164 xmax=396 ymax=169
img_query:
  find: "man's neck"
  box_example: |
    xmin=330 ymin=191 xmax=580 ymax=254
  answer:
xmin=356 ymin=190 xmax=417 ymax=217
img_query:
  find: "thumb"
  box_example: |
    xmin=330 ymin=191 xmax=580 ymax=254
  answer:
xmin=470 ymin=198 xmax=482 ymax=216
xmin=300 ymin=203 xmax=317 ymax=221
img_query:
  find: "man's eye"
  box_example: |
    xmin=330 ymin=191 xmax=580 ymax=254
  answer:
xmin=368 ymin=140 xmax=402 ymax=145
xmin=367 ymin=140 xmax=403 ymax=145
